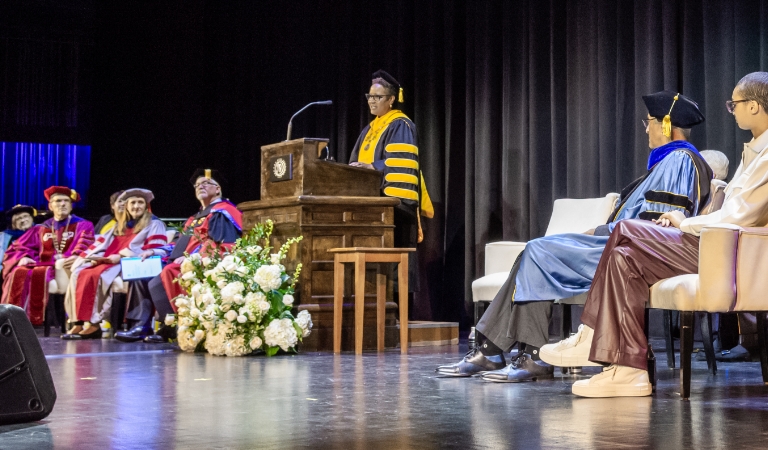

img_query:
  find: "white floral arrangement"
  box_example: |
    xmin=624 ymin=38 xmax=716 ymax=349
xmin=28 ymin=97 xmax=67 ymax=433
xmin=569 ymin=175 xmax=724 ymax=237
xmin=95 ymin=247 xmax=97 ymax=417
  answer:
xmin=167 ymin=220 xmax=312 ymax=357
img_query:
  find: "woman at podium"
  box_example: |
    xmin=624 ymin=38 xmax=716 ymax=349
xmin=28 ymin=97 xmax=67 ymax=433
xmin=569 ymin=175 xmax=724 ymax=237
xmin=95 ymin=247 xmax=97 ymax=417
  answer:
xmin=62 ymin=188 xmax=168 ymax=339
xmin=349 ymin=70 xmax=434 ymax=293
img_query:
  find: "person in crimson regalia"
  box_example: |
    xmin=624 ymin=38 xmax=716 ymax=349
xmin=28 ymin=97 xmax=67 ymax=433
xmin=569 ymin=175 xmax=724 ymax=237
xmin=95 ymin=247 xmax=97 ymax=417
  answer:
xmin=1 ymin=186 xmax=94 ymax=325
xmin=62 ymin=188 xmax=167 ymax=340
xmin=117 ymin=169 xmax=242 ymax=343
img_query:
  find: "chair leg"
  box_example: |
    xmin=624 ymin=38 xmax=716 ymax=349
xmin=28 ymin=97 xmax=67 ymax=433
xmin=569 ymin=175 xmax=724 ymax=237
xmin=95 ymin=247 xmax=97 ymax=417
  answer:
xmin=642 ymin=309 xmax=655 ymax=389
xmin=560 ymin=304 xmax=573 ymax=374
xmin=474 ymin=302 xmax=482 ymax=326
xmin=699 ymin=312 xmax=717 ymax=375
xmin=560 ymin=303 xmax=572 ymax=341
xmin=757 ymin=312 xmax=768 ymax=385
xmin=43 ymin=295 xmax=57 ymax=337
xmin=679 ymin=311 xmax=694 ymax=400
xmin=663 ymin=310 xmax=676 ymax=369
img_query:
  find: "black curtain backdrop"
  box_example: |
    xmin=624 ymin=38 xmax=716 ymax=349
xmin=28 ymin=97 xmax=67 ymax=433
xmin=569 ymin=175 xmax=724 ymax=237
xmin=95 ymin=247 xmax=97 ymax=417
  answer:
xmin=2 ymin=0 xmax=768 ymax=327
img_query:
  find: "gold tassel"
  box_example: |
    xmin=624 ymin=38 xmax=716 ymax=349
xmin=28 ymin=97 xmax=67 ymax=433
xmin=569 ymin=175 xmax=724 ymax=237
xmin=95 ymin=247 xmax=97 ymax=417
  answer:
xmin=205 ymin=169 xmax=211 ymax=179
xmin=662 ymin=94 xmax=679 ymax=139
xmin=70 ymin=189 xmax=77 ymax=200
xmin=32 ymin=207 xmax=37 ymax=217
xmin=398 ymin=87 xmax=404 ymax=103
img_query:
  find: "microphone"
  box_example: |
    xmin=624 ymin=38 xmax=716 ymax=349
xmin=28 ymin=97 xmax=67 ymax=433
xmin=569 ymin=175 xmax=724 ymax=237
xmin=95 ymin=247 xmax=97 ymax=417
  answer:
xmin=286 ymin=100 xmax=333 ymax=141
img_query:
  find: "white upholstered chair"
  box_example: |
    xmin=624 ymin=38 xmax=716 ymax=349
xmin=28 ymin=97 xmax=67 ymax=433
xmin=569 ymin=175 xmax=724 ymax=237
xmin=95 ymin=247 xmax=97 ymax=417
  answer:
xmin=649 ymin=221 xmax=768 ymax=399
xmin=471 ymin=193 xmax=620 ymax=324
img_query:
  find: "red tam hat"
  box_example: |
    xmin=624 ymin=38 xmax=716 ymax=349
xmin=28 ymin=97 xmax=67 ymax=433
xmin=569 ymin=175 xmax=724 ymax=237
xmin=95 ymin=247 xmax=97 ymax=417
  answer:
xmin=44 ymin=186 xmax=81 ymax=202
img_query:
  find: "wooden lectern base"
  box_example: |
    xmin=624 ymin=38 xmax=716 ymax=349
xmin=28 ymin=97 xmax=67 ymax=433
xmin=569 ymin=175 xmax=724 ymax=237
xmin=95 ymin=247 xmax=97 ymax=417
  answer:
xmin=238 ymin=195 xmax=402 ymax=352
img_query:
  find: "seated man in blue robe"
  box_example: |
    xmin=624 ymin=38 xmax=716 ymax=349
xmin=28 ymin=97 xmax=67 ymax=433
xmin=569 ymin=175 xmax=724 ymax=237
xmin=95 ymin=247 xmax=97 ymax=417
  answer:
xmin=437 ymin=91 xmax=714 ymax=381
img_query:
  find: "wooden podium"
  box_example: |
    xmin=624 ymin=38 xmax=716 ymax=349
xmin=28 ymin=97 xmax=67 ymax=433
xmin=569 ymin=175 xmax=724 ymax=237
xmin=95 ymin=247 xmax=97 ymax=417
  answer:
xmin=238 ymin=138 xmax=401 ymax=351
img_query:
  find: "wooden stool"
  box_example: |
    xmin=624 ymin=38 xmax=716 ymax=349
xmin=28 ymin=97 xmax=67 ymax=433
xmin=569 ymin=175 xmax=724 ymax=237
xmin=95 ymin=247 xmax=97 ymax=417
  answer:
xmin=328 ymin=247 xmax=415 ymax=354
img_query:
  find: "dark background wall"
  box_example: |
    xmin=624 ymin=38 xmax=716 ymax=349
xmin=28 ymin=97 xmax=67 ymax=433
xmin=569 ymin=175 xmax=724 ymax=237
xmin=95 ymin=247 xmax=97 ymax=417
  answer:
xmin=2 ymin=0 xmax=767 ymax=327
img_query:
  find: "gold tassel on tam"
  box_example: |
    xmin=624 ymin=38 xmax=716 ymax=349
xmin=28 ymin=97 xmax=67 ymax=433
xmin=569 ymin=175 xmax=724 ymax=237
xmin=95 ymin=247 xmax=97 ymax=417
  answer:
xmin=398 ymin=87 xmax=404 ymax=103
xmin=205 ymin=169 xmax=211 ymax=179
xmin=662 ymin=93 xmax=679 ymax=138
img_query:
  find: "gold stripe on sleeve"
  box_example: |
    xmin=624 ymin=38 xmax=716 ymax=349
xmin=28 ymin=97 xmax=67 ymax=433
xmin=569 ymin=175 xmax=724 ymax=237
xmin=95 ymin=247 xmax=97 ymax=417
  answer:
xmin=386 ymin=143 xmax=418 ymax=154
xmin=385 ymin=173 xmax=419 ymax=185
xmin=385 ymin=158 xmax=419 ymax=170
xmin=384 ymin=187 xmax=419 ymax=201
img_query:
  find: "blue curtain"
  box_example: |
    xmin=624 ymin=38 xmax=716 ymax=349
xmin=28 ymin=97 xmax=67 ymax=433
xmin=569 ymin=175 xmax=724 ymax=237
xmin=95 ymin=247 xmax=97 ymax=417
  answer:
xmin=0 ymin=142 xmax=91 ymax=211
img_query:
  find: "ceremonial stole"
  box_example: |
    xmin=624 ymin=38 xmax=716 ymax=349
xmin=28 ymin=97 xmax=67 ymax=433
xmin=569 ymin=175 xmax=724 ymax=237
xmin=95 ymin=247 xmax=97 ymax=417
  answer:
xmin=357 ymin=109 xmax=408 ymax=164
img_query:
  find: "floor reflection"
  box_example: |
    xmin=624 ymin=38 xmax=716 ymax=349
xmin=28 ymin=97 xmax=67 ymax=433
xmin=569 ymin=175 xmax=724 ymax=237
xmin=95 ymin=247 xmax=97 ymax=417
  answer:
xmin=3 ymin=338 xmax=768 ymax=449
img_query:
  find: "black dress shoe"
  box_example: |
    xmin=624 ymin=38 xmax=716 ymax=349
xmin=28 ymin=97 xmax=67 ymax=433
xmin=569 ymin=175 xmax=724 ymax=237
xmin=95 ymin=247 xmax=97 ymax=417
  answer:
xmin=436 ymin=347 xmax=506 ymax=377
xmin=62 ymin=328 xmax=103 ymax=340
xmin=481 ymin=354 xmax=554 ymax=383
xmin=115 ymin=325 xmax=153 ymax=343
xmin=144 ymin=325 xmax=176 ymax=344
xmin=716 ymin=344 xmax=751 ymax=362
xmin=61 ymin=333 xmax=83 ymax=341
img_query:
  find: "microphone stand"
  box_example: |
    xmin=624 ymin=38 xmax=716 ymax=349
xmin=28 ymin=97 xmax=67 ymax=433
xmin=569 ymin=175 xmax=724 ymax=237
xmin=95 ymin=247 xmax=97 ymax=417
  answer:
xmin=286 ymin=100 xmax=333 ymax=141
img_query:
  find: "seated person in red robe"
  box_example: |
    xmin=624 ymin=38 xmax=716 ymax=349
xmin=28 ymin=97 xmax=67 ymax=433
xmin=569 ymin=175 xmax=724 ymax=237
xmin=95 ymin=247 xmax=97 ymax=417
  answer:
xmin=63 ymin=188 xmax=167 ymax=339
xmin=1 ymin=187 xmax=94 ymax=325
xmin=116 ymin=169 xmax=242 ymax=343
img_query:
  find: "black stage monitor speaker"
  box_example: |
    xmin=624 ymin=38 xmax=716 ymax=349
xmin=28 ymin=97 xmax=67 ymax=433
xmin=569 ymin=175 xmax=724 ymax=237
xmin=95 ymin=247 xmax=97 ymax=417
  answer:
xmin=0 ymin=304 xmax=56 ymax=425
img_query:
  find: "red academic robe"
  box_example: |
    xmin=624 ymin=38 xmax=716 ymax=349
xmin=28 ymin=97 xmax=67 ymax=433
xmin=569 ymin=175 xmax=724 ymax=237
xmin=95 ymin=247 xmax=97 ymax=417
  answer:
xmin=1 ymin=216 xmax=94 ymax=325
xmin=161 ymin=200 xmax=242 ymax=309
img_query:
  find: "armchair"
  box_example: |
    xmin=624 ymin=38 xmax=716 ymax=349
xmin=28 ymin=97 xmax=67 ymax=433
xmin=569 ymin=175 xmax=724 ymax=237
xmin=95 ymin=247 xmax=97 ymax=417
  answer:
xmin=649 ymin=222 xmax=768 ymax=399
xmin=471 ymin=193 xmax=620 ymax=324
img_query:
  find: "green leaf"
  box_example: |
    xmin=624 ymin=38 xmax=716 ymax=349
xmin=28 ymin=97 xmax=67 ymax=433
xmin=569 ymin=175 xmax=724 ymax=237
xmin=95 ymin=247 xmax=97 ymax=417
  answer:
xmin=265 ymin=346 xmax=279 ymax=357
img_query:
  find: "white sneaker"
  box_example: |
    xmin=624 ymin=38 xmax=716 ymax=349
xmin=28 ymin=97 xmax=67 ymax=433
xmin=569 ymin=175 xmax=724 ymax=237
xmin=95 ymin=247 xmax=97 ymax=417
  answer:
xmin=571 ymin=365 xmax=652 ymax=398
xmin=539 ymin=324 xmax=601 ymax=367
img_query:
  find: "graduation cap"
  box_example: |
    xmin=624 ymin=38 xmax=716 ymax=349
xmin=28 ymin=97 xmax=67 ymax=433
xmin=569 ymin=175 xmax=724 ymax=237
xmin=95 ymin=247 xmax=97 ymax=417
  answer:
xmin=44 ymin=186 xmax=80 ymax=202
xmin=372 ymin=69 xmax=404 ymax=103
xmin=118 ymin=188 xmax=155 ymax=204
xmin=642 ymin=90 xmax=705 ymax=138
xmin=6 ymin=204 xmax=37 ymax=222
xmin=189 ymin=168 xmax=227 ymax=186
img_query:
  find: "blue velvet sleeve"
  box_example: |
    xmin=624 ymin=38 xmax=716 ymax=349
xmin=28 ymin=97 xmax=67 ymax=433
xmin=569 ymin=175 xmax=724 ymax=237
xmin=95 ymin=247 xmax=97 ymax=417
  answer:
xmin=208 ymin=212 xmax=242 ymax=244
xmin=606 ymin=150 xmax=698 ymax=233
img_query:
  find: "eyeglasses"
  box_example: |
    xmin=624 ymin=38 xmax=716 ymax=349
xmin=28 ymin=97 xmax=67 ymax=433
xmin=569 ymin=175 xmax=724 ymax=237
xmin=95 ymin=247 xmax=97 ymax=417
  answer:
xmin=194 ymin=181 xmax=219 ymax=189
xmin=726 ymin=99 xmax=750 ymax=114
xmin=364 ymin=94 xmax=391 ymax=102
xmin=641 ymin=117 xmax=659 ymax=129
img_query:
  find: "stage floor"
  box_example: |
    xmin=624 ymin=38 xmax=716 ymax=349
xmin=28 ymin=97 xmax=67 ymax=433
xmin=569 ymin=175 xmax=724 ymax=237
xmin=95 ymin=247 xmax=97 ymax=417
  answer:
xmin=2 ymin=333 xmax=768 ymax=449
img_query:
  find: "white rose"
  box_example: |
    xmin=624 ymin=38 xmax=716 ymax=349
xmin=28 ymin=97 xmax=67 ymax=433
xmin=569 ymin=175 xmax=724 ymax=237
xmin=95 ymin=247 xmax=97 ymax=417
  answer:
xmin=249 ymin=336 xmax=263 ymax=349
xmin=237 ymin=315 xmax=247 ymax=324
xmin=217 ymin=279 xmax=228 ymax=289
xmin=182 ymin=271 xmax=197 ymax=281
xmin=296 ymin=310 xmax=313 ymax=338
xmin=201 ymin=292 xmax=215 ymax=305
xmin=282 ymin=294 xmax=294 ymax=306
xmin=190 ymin=284 xmax=202 ymax=296
xmin=225 ymin=309 xmax=238 ymax=322
xmin=190 ymin=308 xmax=201 ymax=318
xmin=164 ymin=314 xmax=176 ymax=326
xmin=189 ymin=253 xmax=201 ymax=262
xmin=202 ymin=256 xmax=212 ymax=267
xmin=270 ymin=253 xmax=282 ymax=265
xmin=253 ymin=265 xmax=283 ymax=291
xmin=180 ymin=258 xmax=195 ymax=274
xmin=258 ymin=300 xmax=270 ymax=313
xmin=235 ymin=265 xmax=249 ymax=276
xmin=194 ymin=329 xmax=205 ymax=341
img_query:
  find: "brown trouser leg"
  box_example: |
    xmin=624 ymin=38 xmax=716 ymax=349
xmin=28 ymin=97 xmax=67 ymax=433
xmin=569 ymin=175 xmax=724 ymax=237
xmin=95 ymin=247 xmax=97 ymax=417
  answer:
xmin=581 ymin=219 xmax=700 ymax=370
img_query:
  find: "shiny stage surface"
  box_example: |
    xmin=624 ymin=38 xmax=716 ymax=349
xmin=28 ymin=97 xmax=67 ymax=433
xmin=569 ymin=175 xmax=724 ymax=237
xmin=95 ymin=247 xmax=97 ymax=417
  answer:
xmin=3 ymin=335 xmax=768 ymax=449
